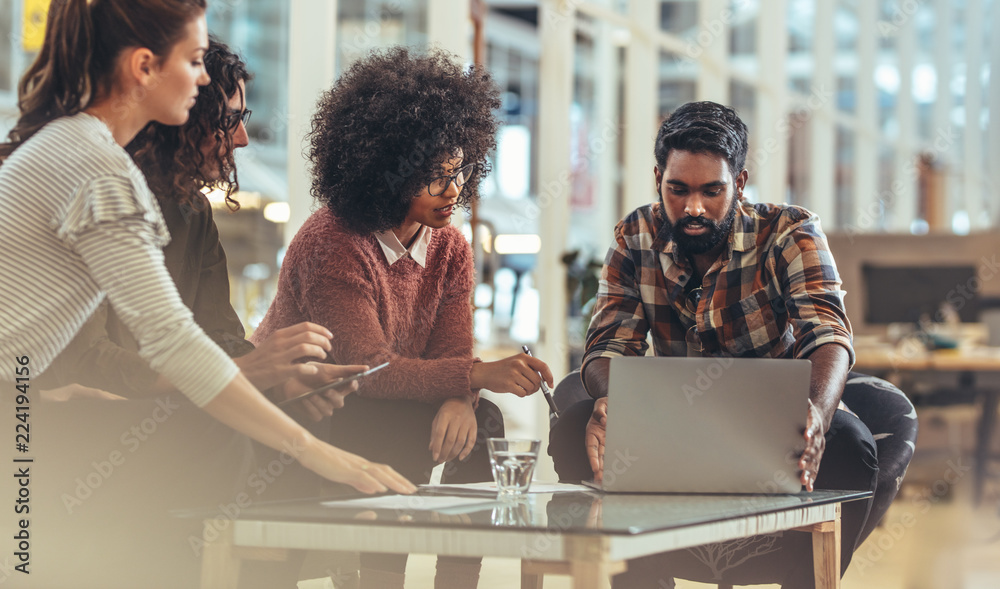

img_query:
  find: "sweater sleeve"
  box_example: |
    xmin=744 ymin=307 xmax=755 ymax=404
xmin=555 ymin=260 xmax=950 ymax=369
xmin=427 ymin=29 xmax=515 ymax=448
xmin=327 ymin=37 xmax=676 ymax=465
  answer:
xmin=420 ymin=238 xmax=475 ymax=362
xmin=70 ymin=209 xmax=238 ymax=407
xmin=289 ymin=232 xmax=475 ymax=403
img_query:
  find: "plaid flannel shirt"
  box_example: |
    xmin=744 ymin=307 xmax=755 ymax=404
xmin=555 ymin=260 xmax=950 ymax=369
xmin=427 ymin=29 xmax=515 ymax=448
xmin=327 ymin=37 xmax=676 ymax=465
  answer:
xmin=583 ymin=200 xmax=854 ymax=371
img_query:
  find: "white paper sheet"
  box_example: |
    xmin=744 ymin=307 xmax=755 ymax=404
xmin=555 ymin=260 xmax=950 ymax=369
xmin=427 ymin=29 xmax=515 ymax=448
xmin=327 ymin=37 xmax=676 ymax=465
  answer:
xmin=320 ymin=494 xmax=498 ymax=512
xmin=418 ymin=482 xmax=593 ymax=497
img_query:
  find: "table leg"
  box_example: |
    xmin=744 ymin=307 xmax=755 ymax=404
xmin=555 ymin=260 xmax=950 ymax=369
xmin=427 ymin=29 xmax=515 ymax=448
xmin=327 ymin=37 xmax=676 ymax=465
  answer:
xmin=974 ymin=389 xmax=999 ymax=506
xmin=564 ymin=536 xmax=626 ymax=589
xmin=522 ymin=556 xmax=626 ymax=589
xmin=569 ymin=560 xmax=615 ymax=589
xmin=811 ymin=504 xmax=841 ymax=589
xmin=200 ymin=518 xmax=241 ymax=589
xmin=520 ymin=560 xmax=545 ymax=589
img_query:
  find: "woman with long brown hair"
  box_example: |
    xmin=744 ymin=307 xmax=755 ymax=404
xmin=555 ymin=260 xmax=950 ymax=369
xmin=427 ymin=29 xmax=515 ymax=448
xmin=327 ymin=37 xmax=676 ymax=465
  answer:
xmin=0 ymin=0 xmax=413 ymax=497
xmin=43 ymin=36 xmax=355 ymax=421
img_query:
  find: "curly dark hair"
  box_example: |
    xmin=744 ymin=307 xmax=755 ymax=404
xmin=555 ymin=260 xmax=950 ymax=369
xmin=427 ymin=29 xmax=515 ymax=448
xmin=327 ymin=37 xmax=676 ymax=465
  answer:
xmin=307 ymin=47 xmax=502 ymax=234
xmin=654 ymin=101 xmax=749 ymax=177
xmin=126 ymin=36 xmax=252 ymax=209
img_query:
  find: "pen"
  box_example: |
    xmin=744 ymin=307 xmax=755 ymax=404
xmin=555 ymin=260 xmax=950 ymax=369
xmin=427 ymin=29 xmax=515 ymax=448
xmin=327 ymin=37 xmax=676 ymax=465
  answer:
xmin=521 ymin=345 xmax=560 ymax=419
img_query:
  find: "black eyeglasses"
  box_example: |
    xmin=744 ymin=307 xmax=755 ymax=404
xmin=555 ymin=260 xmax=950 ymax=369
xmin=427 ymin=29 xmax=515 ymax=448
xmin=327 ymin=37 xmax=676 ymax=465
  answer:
xmin=427 ymin=163 xmax=477 ymax=196
xmin=683 ymin=287 xmax=703 ymax=355
xmin=224 ymin=109 xmax=252 ymax=131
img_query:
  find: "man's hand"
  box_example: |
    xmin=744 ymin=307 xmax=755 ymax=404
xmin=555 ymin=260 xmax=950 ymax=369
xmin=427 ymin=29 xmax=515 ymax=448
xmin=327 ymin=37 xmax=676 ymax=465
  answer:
xmin=469 ymin=353 xmax=554 ymax=397
xmin=39 ymin=384 xmax=126 ymax=402
xmin=587 ymin=397 xmax=609 ymax=481
xmin=799 ymin=343 xmax=850 ymax=491
xmin=799 ymin=398 xmax=826 ymax=491
xmin=429 ymin=396 xmax=477 ymax=463
xmin=279 ymin=363 xmax=367 ymax=422
xmin=236 ymin=322 xmax=334 ymax=391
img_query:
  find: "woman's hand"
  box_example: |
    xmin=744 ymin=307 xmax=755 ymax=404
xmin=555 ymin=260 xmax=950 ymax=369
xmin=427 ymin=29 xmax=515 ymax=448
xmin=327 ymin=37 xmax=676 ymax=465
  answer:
xmin=236 ymin=322 xmax=333 ymax=391
xmin=429 ymin=396 xmax=477 ymax=463
xmin=297 ymin=437 xmax=417 ymax=495
xmin=201 ymin=372 xmax=414 ymax=496
xmin=40 ymin=384 xmax=126 ymax=402
xmin=279 ymin=363 xmax=367 ymax=422
xmin=798 ymin=398 xmax=826 ymax=491
xmin=469 ymin=353 xmax=554 ymax=397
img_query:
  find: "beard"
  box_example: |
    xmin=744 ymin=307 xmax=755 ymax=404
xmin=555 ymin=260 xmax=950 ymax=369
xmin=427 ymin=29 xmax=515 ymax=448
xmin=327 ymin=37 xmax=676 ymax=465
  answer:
xmin=662 ymin=197 xmax=739 ymax=256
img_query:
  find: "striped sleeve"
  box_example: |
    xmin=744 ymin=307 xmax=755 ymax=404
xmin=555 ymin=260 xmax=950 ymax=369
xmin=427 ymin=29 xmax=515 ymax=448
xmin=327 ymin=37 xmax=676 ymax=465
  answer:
xmin=58 ymin=175 xmax=169 ymax=247
xmin=72 ymin=214 xmax=238 ymax=407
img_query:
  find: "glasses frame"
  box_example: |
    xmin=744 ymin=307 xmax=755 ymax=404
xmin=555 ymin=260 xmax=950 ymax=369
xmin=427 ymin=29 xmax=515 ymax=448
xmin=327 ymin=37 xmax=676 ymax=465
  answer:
xmin=683 ymin=286 xmax=704 ymax=355
xmin=684 ymin=285 xmax=703 ymax=315
xmin=685 ymin=324 xmax=704 ymax=355
xmin=427 ymin=162 xmax=478 ymax=196
xmin=224 ymin=109 xmax=252 ymax=131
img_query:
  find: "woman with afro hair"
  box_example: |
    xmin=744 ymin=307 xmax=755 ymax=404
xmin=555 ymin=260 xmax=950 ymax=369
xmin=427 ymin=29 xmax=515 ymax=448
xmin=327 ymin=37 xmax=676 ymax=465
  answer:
xmin=252 ymin=47 xmax=554 ymax=588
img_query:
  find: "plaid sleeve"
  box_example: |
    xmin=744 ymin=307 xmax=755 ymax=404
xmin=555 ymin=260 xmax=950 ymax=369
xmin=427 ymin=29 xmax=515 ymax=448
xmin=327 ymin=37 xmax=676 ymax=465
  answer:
xmin=773 ymin=214 xmax=855 ymax=366
xmin=582 ymin=221 xmax=651 ymax=373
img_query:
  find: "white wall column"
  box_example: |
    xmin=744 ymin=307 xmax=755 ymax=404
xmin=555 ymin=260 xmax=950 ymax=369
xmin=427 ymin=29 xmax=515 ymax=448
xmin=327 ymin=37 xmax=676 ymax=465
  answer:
xmin=963 ymin=0 xmax=985 ymax=228
xmin=808 ymin=0 xmax=836 ymax=228
xmin=890 ymin=11 xmax=918 ymax=233
xmin=753 ymin=0 xmax=789 ymax=204
xmin=990 ymin=0 xmax=1000 ymax=227
xmin=592 ymin=14 xmax=622 ymax=239
xmin=932 ymin=0 xmax=954 ymax=229
xmin=429 ymin=0 xmax=472 ymax=233
xmin=535 ymin=0 xmax=575 ymax=480
xmin=852 ymin=0 xmax=878 ymax=229
xmin=428 ymin=0 xmax=471 ymax=62
xmin=695 ymin=0 xmax=729 ymax=103
xmin=621 ymin=0 xmax=659 ymax=214
xmin=285 ymin=0 xmax=337 ymax=245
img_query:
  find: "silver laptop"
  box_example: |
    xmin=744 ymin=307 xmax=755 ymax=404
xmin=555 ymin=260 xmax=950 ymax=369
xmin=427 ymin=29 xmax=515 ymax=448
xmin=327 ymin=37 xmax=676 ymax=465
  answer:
xmin=594 ymin=356 xmax=810 ymax=494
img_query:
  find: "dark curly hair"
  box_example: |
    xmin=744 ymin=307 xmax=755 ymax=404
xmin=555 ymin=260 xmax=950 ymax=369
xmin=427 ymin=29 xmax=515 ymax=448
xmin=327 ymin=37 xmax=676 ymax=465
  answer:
xmin=126 ymin=36 xmax=252 ymax=209
xmin=307 ymin=47 xmax=502 ymax=234
xmin=654 ymin=101 xmax=749 ymax=177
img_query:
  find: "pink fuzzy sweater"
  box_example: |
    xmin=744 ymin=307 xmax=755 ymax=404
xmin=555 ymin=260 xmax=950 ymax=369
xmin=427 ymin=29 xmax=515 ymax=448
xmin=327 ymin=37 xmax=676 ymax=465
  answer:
xmin=251 ymin=208 xmax=477 ymax=403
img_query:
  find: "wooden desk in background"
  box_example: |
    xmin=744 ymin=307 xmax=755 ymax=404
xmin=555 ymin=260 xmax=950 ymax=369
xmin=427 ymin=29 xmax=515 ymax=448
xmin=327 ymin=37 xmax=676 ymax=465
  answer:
xmin=853 ymin=344 xmax=1000 ymax=505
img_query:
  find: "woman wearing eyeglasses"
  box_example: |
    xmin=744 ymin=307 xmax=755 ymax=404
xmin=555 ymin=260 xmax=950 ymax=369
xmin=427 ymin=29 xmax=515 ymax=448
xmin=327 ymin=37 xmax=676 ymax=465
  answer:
xmin=42 ymin=37 xmax=360 ymax=421
xmin=251 ymin=47 xmax=554 ymax=589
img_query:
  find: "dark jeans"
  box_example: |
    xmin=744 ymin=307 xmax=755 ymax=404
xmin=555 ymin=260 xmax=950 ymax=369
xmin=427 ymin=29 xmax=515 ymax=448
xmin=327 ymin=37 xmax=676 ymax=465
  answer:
xmin=840 ymin=372 xmax=918 ymax=544
xmin=325 ymin=395 xmax=505 ymax=487
xmin=260 ymin=395 xmax=504 ymax=579
xmin=548 ymin=398 xmax=878 ymax=589
xmin=325 ymin=395 xmax=504 ymax=576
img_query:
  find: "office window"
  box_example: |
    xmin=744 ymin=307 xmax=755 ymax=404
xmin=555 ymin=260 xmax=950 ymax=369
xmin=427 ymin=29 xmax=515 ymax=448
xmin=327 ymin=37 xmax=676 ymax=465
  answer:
xmin=0 ymin=2 xmax=14 ymax=94
xmin=208 ymin=3 xmax=291 ymax=198
xmin=337 ymin=0 xmax=427 ymax=73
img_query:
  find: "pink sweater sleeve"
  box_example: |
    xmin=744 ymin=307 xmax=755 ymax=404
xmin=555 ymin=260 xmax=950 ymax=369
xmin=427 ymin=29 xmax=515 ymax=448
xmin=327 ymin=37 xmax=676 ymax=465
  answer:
xmin=290 ymin=226 xmax=476 ymax=403
xmin=421 ymin=239 xmax=475 ymax=361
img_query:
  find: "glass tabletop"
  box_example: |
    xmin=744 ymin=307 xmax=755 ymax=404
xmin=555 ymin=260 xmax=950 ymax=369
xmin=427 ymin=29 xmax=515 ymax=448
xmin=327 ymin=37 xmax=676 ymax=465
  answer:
xmin=177 ymin=490 xmax=869 ymax=537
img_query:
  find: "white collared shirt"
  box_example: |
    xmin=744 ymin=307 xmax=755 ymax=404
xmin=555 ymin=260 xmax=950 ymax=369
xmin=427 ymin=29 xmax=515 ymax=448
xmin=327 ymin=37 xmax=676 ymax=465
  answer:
xmin=375 ymin=226 xmax=432 ymax=267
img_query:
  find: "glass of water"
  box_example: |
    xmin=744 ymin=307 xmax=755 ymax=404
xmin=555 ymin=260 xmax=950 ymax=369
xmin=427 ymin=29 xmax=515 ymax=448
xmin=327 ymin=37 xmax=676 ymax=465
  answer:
xmin=487 ymin=438 xmax=541 ymax=498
